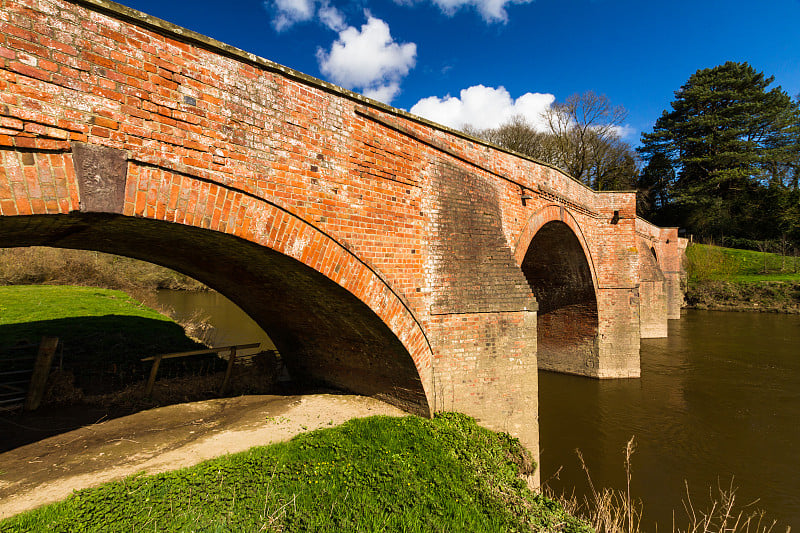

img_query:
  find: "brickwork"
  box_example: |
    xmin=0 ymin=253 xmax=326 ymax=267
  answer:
xmin=0 ymin=0 xmax=686 ymax=463
xmin=636 ymin=218 xmax=687 ymax=320
xmin=638 ymin=239 xmax=668 ymax=338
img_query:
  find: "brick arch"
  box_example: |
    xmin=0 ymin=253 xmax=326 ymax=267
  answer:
xmin=638 ymin=238 xmax=666 ymax=283
xmin=637 ymin=237 xmax=668 ymax=338
xmin=514 ymin=204 xmax=599 ymax=290
xmin=0 ymin=149 xmax=433 ymax=414
xmin=514 ymin=205 xmax=600 ymax=375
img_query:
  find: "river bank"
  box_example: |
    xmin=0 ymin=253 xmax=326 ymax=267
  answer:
xmin=683 ymin=243 xmax=800 ymax=313
xmin=685 ymin=279 xmax=800 ymax=313
xmin=0 ymin=400 xmax=588 ymax=533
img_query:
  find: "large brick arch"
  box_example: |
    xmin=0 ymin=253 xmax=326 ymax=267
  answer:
xmin=0 ymin=149 xmax=433 ymax=415
xmin=514 ymin=205 xmax=600 ymax=375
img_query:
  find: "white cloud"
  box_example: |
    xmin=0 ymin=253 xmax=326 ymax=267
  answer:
xmin=410 ymin=85 xmax=555 ymax=130
xmin=610 ymin=124 xmax=637 ymax=140
xmin=317 ymin=16 xmax=417 ymax=104
xmin=270 ymin=0 xmax=315 ymax=31
xmin=318 ymin=3 xmax=347 ymax=31
xmin=397 ymin=0 xmax=534 ymax=22
xmin=267 ymin=0 xmax=346 ymax=32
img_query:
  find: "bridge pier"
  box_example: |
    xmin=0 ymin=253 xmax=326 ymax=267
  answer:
xmin=596 ymin=287 xmax=642 ymax=378
xmin=427 ymin=311 xmax=539 ymax=477
xmin=638 ymin=241 xmax=669 ymax=338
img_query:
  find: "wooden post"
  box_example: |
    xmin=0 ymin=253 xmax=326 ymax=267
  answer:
xmin=219 ymin=347 xmax=237 ymax=394
xmin=144 ymin=355 xmax=163 ymax=396
xmin=24 ymin=336 xmax=59 ymax=411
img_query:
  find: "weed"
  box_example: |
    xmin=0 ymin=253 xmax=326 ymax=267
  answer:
xmin=543 ymin=437 xmax=782 ymax=533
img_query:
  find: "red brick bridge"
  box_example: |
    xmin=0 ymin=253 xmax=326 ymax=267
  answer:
xmin=0 ymin=0 xmax=686 ymax=460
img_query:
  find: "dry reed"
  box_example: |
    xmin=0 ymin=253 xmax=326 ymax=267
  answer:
xmin=542 ymin=436 xmax=785 ymax=533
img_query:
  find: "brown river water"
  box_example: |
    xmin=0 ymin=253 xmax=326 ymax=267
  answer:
xmin=157 ymin=291 xmax=800 ymax=531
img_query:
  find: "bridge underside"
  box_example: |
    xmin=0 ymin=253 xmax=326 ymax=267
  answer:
xmin=0 ymin=213 xmax=430 ymax=416
xmin=521 ymin=221 xmax=599 ymax=375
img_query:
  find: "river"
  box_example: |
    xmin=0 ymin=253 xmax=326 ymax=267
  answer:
xmin=540 ymin=310 xmax=800 ymax=530
xmin=157 ymin=290 xmax=799 ymax=530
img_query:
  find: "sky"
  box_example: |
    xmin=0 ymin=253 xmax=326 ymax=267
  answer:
xmin=119 ymin=0 xmax=800 ymax=145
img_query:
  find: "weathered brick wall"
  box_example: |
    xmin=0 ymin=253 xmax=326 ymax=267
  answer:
xmin=0 ymin=0 xmax=685 ymax=460
xmin=637 ymin=218 xmax=686 ymax=320
xmin=637 ymin=237 xmax=668 ymax=338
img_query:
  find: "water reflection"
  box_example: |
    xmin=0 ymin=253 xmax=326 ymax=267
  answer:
xmin=540 ymin=310 xmax=800 ymax=530
xmin=155 ymin=290 xmax=275 ymax=349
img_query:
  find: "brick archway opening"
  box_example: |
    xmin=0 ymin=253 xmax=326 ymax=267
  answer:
xmin=0 ymin=213 xmax=430 ymax=415
xmin=521 ymin=220 xmax=599 ymax=374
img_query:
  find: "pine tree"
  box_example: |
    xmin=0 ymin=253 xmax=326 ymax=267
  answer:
xmin=639 ymin=62 xmax=800 ymax=241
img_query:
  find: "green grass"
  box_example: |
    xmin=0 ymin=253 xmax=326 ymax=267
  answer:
xmin=0 ymin=285 xmax=172 ymax=327
xmin=0 ymin=413 xmax=588 ymax=533
xmin=685 ymin=243 xmax=800 ymax=282
xmin=0 ymin=285 xmax=204 ymax=394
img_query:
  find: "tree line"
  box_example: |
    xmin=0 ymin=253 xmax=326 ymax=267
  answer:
xmin=466 ymin=62 xmax=800 ymax=248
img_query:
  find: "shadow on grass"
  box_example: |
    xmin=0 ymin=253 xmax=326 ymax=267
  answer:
xmin=0 ymin=315 xmax=211 ymax=451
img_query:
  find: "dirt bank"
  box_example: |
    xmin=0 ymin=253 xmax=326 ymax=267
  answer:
xmin=0 ymin=394 xmax=406 ymax=520
xmin=685 ymin=280 xmax=800 ymax=313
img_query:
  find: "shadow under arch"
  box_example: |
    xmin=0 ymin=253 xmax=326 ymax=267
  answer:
xmin=515 ymin=205 xmax=599 ymax=375
xmin=0 ymin=213 xmax=431 ymax=416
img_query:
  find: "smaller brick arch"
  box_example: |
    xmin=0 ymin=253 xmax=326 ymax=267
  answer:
xmin=514 ymin=204 xmax=599 ymax=291
xmin=514 ymin=205 xmax=600 ymax=374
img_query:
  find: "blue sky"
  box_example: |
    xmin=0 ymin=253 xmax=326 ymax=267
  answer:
xmin=120 ymin=0 xmax=800 ymax=145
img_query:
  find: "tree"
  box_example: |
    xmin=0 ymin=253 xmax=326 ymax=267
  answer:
xmin=542 ymin=91 xmax=630 ymax=189
xmin=478 ymin=115 xmax=558 ymax=163
xmin=470 ymin=92 xmax=639 ymax=191
xmin=639 ymin=62 xmax=800 ymax=241
xmin=637 ymin=152 xmax=675 ymax=221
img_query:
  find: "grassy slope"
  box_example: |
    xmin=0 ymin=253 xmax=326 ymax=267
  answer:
xmin=0 ymin=285 xmax=204 ymax=393
xmin=0 ymin=285 xmax=173 ymax=328
xmin=686 ymin=243 xmax=800 ymax=282
xmin=0 ymin=413 xmax=588 ymax=533
xmin=685 ymin=244 xmax=800 ymax=312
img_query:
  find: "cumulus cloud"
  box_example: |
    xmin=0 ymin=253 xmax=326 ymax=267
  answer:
xmin=270 ymin=0 xmax=315 ymax=31
xmin=396 ymin=0 xmax=534 ymax=22
xmin=610 ymin=124 xmax=637 ymax=140
xmin=317 ymin=16 xmax=417 ymax=104
xmin=318 ymin=3 xmax=347 ymax=31
xmin=410 ymin=85 xmax=555 ymax=130
xmin=268 ymin=0 xmax=346 ymax=31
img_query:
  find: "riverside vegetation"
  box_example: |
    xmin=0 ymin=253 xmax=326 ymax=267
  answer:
xmin=684 ymin=243 xmax=800 ymax=313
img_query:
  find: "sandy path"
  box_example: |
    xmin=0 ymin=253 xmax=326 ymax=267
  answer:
xmin=0 ymin=394 xmax=406 ymax=519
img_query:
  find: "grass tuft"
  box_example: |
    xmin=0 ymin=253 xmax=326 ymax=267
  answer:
xmin=543 ymin=438 xmax=783 ymax=533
